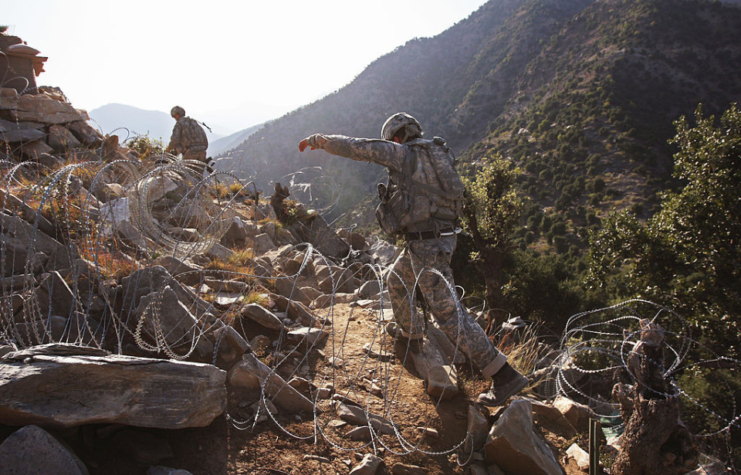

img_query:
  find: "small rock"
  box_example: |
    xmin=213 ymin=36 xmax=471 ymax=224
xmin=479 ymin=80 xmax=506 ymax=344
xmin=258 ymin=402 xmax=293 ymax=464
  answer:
xmin=467 ymin=465 xmax=488 ymax=475
xmin=553 ymin=396 xmax=595 ymax=433
xmin=147 ymin=467 xmax=193 ymax=475
xmin=566 ymin=443 xmax=590 ymax=471
xmin=250 ymin=399 xmax=278 ymax=424
xmin=392 ymin=463 xmax=429 ymax=475
xmin=417 ymin=427 xmax=439 ymax=439
xmin=362 ymin=343 xmax=394 ymax=362
xmin=327 ymin=356 xmax=345 ymax=368
xmin=249 ymin=335 xmax=271 ymax=353
xmin=347 ymin=426 xmax=372 ymax=441
xmin=350 ymin=453 xmax=382 ymax=475
xmin=288 ymin=377 xmax=316 ymax=395
xmin=465 ymin=404 xmax=489 ymax=454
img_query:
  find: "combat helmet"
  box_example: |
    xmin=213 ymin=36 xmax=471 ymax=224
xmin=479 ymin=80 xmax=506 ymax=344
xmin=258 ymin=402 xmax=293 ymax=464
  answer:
xmin=381 ymin=112 xmax=423 ymax=143
xmin=171 ymin=106 xmax=185 ymax=118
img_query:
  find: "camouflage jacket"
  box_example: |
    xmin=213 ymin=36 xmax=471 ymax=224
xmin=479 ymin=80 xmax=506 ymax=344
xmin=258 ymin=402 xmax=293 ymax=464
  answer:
xmin=167 ymin=116 xmax=208 ymax=155
xmin=318 ymin=135 xmax=464 ymax=232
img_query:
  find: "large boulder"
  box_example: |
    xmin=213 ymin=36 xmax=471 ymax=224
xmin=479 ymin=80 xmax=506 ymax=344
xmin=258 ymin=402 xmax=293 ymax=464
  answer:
xmin=484 ymin=399 xmax=565 ymax=475
xmin=15 ymin=94 xmax=86 ymax=124
xmin=135 ymin=286 xmax=214 ymax=361
xmin=0 ymin=424 xmax=89 ymax=475
xmin=120 ymin=266 xmax=213 ymax=323
xmin=0 ymin=347 xmax=226 ymax=429
xmin=274 ymin=276 xmax=312 ymax=305
xmin=0 ymin=87 xmax=19 ymax=112
xmin=289 ymin=214 xmax=350 ymax=260
xmin=252 ymin=233 xmax=277 ymax=255
xmin=68 ymin=120 xmax=104 ymax=147
xmin=47 ymin=124 xmax=82 ymax=151
xmin=220 ymin=216 xmax=258 ymax=248
xmin=212 ymin=324 xmax=251 ymax=369
xmin=35 ymin=271 xmax=75 ymax=319
xmin=0 ymin=214 xmax=72 ymax=277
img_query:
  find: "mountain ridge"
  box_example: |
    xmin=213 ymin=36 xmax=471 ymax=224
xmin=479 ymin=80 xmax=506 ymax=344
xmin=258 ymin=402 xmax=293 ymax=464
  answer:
xmin=217 ymin=0 xmax=741 ymax=235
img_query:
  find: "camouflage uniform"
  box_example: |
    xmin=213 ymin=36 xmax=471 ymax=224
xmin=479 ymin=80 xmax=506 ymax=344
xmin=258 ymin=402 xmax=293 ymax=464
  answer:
xmin=307 ymin=134 xmax=508 ymax=378
xmin=167 ymin=116 xmax=208 ymax=163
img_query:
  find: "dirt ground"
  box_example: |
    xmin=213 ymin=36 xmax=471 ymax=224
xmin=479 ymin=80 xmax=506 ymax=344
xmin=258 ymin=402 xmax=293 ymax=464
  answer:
xmin=223 ymin=302 xmax=481 ymax=475
xmin=11 ymin=302 xmax=585 ymax=475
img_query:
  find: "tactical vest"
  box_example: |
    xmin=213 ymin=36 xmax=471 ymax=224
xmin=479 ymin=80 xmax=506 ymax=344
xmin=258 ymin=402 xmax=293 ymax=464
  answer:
xmin=376 ymin=137 xmax=464 ymax=236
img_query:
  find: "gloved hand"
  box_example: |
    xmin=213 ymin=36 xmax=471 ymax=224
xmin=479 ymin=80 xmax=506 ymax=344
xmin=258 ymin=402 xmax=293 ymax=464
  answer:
xmin=298 ymin=134 xmax=328 ymax=152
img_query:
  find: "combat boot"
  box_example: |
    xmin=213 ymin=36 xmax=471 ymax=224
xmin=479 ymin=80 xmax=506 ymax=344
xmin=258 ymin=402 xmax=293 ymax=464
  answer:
xmin=477 ymin=363 xmax=529 ymax=407
xmin=385 ymin=322 xmax=424 ymax=354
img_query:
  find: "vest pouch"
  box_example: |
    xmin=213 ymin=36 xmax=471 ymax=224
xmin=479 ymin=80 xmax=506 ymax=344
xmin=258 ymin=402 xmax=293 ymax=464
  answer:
xmin=431 ymin=206 xmax=457 ymax=221
xmin=375 ymin=189 xmax=407 ymax=236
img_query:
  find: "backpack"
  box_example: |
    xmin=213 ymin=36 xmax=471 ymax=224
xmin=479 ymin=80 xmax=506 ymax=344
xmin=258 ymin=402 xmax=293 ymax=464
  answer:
xmin=375 ymin=136 xmax=464 ymax=236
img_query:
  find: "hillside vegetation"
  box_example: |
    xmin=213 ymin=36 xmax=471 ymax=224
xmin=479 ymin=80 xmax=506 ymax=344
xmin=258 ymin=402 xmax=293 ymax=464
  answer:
xmin=217 ymin=0 xmax=741 ymax=318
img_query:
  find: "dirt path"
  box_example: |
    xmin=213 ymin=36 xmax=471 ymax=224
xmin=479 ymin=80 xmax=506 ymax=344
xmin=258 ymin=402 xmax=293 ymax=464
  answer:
xmin=223 ymin=302 xmax=484 ymax=475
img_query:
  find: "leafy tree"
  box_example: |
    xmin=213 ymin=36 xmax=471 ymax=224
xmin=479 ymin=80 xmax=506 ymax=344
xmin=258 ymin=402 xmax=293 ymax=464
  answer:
xmin=589 ymin=104 xmax=741 ymax=357
xmin=461 ymin=154 xmax=522 ymax=313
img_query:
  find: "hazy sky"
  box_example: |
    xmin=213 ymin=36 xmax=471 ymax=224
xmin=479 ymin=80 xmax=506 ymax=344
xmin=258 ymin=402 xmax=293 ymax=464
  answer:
xmin=4 ymin=0 xmax=488 ymax=133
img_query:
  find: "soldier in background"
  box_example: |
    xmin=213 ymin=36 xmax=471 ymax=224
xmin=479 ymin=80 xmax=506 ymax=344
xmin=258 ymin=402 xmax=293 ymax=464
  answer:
xmin=166 ymin=105 xmax=209 ymax=173
xmin=298 ymin=112 xmax=529 ymax=406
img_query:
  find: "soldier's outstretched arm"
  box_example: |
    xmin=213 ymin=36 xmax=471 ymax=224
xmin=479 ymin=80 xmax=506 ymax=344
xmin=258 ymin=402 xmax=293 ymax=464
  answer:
xmin=298 ymin=134 xmax=405 ymax=172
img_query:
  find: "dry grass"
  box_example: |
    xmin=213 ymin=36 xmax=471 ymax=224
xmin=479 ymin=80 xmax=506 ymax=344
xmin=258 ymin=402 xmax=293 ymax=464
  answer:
xmin=205 ymin=248 xmax=256 ymax=281
xmin=497 ymin=323 xmax=551 ymax=395
xmin=229 ymin=183 xmax=245 ymax=196
xmin=214 ymin=183 xmax=230 ymax=199
xmin=78 ymin=235 xmax=139 ymax=280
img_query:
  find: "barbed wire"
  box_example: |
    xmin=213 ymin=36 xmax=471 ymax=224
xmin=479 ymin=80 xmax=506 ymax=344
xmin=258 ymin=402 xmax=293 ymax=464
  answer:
xmin=0 ymin=137 xmax=738 ymax=471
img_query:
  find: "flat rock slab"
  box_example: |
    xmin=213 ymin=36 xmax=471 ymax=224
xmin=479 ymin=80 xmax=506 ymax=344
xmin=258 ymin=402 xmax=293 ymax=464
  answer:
xmin=242 ymin=303 xmax=283 ymax=330
xmin=287 ymin=327 xmax=329 ymax=346
xmin=0 ymin=353 xmax=226 ymax=429
xmin=16 ymin=94 xmax=86 ymax=124
xmin=336 ymin=403 xmax=395 ymax=435
xmin=0 ymin=118 xmax=46 ymax=142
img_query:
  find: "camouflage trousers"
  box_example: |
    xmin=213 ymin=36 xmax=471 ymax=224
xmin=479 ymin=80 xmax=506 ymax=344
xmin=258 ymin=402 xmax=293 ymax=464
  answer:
xmin=182 ymin=148 xmax=208 ymax=176
xmin=387 ymin=235 xmax=507 ymax=378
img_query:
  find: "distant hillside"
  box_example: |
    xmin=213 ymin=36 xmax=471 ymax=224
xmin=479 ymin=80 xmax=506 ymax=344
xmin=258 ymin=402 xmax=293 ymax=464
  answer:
xmin=89 ymin=103 xmax=228 ymax=151
xmin=210 ymin=122 xmax=264 ymax=158
xmin=221 ymin=0 xmax=741 ymax=237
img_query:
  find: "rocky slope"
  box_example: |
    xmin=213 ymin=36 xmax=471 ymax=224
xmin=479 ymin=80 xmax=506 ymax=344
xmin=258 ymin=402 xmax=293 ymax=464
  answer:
xmin=0 ymin=82 xmax=733 ymax=474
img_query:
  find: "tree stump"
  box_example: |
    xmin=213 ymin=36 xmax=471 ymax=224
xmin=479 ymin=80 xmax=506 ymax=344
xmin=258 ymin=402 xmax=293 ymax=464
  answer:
xmin=611 ymin=320 xmax=699 ymax=475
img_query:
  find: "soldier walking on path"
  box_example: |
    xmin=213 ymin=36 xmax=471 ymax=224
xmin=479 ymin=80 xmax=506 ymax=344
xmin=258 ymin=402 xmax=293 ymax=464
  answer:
xmin=166 ymin=105 xmax=209 ymax=174
xmin=298 ymin=112 xmax=528 ymax=406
